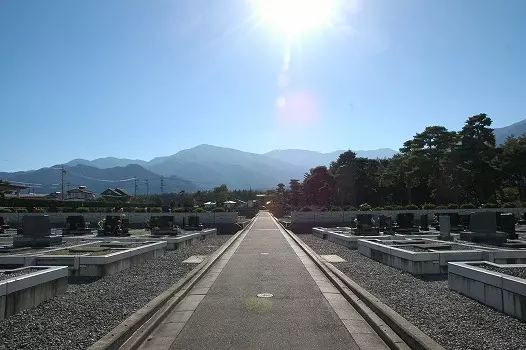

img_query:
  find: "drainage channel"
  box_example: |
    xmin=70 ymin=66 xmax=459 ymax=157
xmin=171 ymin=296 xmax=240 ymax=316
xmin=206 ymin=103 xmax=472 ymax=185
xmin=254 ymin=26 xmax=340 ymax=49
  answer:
xmin=272 ymin=216 xmax=445 ymax=350
xmin=88 ymin=215 xmax=258 ymax=350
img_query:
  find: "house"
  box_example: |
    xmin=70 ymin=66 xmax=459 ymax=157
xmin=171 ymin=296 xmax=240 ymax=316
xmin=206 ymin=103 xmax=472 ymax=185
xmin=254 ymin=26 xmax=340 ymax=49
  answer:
xmin=67 ymin=186 xmax=95 ymax=201
xmin=204 ymin=201 xmax=216 ymax=209
xmin=101 ymin=188 xmax=132 ymax=202
xmin=0 ymin=181 xmax=27 ymax=197
xmin=223 ymin=200 xmax=237 ymax=209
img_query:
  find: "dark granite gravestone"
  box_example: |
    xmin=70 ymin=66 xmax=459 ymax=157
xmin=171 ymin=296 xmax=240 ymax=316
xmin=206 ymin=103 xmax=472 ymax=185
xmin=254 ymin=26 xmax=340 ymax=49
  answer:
xmin=63 ymin=215 xmax=91 ymax=235
xmin=434 ymin=213 xmax=461 ymax=232
xmin=498 ymin=213 xmax=517 ymax=239
xmin=459 ymin=211 xmax=507 ymax=243
xmin=419 ymin=214 xmax=429 ymax=231
xmin=149 ymin=215 xmax=177 ymax=236
xmin=0 ymin=216 xmax=9 ymax=234
xmin=439 ymin=215 xmax=453 ymax=241
xmin=376 ymin=215 xmax=392 ymax=234
xmin=13 ymin=215 xmax=63 ymax=247
xmin=98 ymin=215 xmax=130 ymax=236
xmin=184 ymin=216 xmax=203 ymax=231
xmin=518 ymin=212 xmax=526 ymax=225
xmin=353 ymin=214 xmax=378 ymax=235
xmin=394 ymin=213 xmax=417 ymax=233
xmin=460 ymin=214 xmax=470 ymax=230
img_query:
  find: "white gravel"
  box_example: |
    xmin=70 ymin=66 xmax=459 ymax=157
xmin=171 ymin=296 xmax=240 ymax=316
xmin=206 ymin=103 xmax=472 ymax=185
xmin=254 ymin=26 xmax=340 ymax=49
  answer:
xmin=299 ymin=234 xmax=526 ymax=350
xmin=0 ymin=235 xmax=231 ymax=350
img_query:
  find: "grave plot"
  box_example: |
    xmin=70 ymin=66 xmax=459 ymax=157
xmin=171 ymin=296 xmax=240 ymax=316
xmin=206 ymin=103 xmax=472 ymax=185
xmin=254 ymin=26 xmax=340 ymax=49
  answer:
xmin=0 ymin=266 xmax=68 ymax=320
xmin=448 ymin=261 xmax=526 ymax=322
xmin=64 ymin=228 xmax=217 ymax=250
xmin=312 ymin=225 xmax=439 ymax=249
xmin=34 ymin=241 xmax=167 ymax=277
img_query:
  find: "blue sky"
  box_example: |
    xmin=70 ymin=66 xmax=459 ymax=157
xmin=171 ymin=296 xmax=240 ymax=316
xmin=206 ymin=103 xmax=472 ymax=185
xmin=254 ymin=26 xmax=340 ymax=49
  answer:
xmin=1 ymin=0 xmax=525 ymax=171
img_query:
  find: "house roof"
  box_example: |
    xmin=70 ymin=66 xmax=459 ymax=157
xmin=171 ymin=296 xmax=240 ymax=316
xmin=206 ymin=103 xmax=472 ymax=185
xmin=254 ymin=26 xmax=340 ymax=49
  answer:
xmin=114 ymin=188 xmax=131 ymax=197
xmin=101 ymin=188 xmax=131 ymax=197
xmin=67 ymin=188 xmax=94 ymax=194
xmin=224 ymin=201 xmax=237 ymax=204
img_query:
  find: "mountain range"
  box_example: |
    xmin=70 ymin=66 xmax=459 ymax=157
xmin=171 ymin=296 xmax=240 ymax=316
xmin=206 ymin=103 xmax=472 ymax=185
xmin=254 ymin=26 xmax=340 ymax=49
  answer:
xmin=2 ymin=118 xmax=524 ymax=193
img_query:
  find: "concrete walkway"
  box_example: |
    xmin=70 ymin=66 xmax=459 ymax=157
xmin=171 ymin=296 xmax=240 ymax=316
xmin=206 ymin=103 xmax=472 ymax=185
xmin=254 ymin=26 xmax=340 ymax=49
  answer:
xmin=140 ymin=212 xmax=388 ymax=350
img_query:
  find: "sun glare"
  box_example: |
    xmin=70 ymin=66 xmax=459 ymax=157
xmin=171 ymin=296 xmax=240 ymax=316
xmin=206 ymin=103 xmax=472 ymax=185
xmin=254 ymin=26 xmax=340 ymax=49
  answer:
xmin=256 ymin=0 xmax=335 ymax=36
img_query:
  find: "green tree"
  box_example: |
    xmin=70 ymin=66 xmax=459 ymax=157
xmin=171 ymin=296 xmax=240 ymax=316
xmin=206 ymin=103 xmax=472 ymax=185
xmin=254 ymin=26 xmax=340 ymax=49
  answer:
xmin=302 ymin=166 xmax=336 ymax=207
xmin=501 ymin=135 xmax=526 ymax=201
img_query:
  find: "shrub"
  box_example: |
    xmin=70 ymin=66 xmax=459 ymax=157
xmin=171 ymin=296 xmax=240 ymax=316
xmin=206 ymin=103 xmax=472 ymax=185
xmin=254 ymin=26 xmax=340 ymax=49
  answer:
xmin=149 ymin=207 xmax=163 ymax=213
xmin=330 ymin=206 xmax=342 ymax=211
xmin=482 ymin=203 xmax=500 ymax=208
xmin=359 ymin=203 xmax=372 ymax=211
xmin=194 ymin=207 xmax=205 ymax=213
xmin=76 ymin=207 xmax=90 ymax=213
xmin=446 ymin=203 xmax=459 ymax=209
xmin=213 ymin=207 xmax=226 ymax=212
xmin=522 ymin=202 xmax=526 ymax=208
xmin=502 ymin=202 xmax=516 ymax=208
xmin=16 ymin=208 xmax=28 ymax=213
xmin=422 ymin=203 xmax=436 ymax=210
xmin=436 ymin=205 xmax=446 ymax=209
xmin=393 ymin=205 xmax=405 ymax=210
xmin=134 ymin=207 xmax=147 ymax=213
xmin=344 ymin=206 xmax=357 ymax=211
xmin=172 ymin=207 xmax=186 ymax=213
xmin=460 ymin=203 xmax=477 ymax=209
xmin=300 ymin=206 xmax=312 ymax=212
xmin=405 ymin=204 xmax=418 ymax=210
xmin=0 ymin=207 xmax=12 ymax=213
xmin=372 ymin=207 xmax=384 ymax=211
xmin=383 ymin=205 xmax=394 ymax=210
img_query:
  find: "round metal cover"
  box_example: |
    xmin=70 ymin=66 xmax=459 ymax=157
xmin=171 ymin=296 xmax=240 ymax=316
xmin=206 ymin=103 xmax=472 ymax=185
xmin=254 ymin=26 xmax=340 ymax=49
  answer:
xmin=257 ymin=293 xmax=273 ymax=298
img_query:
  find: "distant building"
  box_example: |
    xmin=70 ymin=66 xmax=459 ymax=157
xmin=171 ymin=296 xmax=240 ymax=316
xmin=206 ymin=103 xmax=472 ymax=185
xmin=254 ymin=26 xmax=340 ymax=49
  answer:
xmin=101 ymin=188 xmax=132 ymax=202
xmin=204 ymin=201 xmax=216 ymax=209
xmin=0 ymin=181 xmax=28 ymax=197
xmin=223 ymin=200 xmax=237 ymax=209
xmin=67 ymin=186 xmax=95 ymax=201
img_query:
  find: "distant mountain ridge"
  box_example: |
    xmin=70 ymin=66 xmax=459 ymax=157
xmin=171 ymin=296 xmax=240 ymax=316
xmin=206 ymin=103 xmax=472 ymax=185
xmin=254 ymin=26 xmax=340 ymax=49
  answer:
xmin=4 ymin=117 xmax=524 ymax=193
xmin=494 ymin=119 xmax=526 ymax=145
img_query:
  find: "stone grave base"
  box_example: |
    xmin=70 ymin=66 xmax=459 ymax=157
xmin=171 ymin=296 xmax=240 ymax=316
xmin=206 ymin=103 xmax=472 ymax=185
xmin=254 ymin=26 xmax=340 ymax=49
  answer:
xmin=13 ymin=235 xmax=63 ymax=248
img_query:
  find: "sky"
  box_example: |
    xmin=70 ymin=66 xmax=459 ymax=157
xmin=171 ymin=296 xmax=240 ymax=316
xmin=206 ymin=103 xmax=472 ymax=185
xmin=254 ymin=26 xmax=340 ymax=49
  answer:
xmin=1 ymin=0 xmax=525 ymax=172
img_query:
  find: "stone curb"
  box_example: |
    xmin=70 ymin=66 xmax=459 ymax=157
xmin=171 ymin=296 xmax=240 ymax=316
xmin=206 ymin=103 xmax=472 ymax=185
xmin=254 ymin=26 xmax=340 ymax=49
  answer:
xmin=274 ymin=217 xmax=444 ymax=350
xmin=88 ymin=216 xmax=256 ymax=350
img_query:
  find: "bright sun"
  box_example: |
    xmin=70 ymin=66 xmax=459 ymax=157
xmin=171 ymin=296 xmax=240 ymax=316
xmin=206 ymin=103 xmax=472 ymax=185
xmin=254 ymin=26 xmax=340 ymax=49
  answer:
xmin=256 ymin=0 xmax=336 ymax=36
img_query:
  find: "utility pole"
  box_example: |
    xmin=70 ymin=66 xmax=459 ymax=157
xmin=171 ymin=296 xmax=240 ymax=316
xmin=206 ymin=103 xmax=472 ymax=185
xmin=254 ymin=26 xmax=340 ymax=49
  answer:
xmin=61 ymin=166 xmax=67 ymax=200
xmin=160 ymin=176 xmax=164 ymax=194
xmin=145 ymin=179 xmax=149 ymax=196
xmin=134 ymin=177 xmax=138 ymax=198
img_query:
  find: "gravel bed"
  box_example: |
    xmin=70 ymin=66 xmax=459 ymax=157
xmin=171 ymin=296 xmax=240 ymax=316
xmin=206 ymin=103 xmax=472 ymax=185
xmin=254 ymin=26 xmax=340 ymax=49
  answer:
xmin=299 ymin=234 xmax=526 ymax=350
xmin=0 ymin=234 xmax=231 ymax=350
xmin=456 ymin=240 xmax=525 ymax=250
xmin=480 ymin=264 xmax=526 ymax=280
xmin=0 ymin=268 xmax=40 ymax=281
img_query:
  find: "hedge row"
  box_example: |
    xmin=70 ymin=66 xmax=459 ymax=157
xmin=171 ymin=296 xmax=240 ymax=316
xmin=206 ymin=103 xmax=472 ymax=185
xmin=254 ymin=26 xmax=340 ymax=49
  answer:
xmin=298 ymin=202 xmax=526 ymax=212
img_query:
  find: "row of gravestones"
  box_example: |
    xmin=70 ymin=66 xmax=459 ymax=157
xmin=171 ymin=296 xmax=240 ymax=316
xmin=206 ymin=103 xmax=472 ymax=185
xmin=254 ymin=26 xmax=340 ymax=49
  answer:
xmin=1 ymin=214 xmax=206 ymax=249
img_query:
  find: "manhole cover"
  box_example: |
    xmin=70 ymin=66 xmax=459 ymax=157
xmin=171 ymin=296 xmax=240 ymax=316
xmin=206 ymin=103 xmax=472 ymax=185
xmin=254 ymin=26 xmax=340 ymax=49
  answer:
xmin=257 ymin=293 xmax=273 ymax=298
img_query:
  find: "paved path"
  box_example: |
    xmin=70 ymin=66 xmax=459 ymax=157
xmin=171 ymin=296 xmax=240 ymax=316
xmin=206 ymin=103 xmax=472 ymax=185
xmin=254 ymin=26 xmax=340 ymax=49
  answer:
xmin=140 ymin=212 xmax=388 ymax=350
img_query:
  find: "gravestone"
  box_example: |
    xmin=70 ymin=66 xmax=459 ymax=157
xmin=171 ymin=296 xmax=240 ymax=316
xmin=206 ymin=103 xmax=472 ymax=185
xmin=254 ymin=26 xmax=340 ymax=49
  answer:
xmin=184 ymin=216 xmax=203 ymax=231
xmin=394 ymin=213 xmax=417 ymax=233
xmin=13 ymin=215 xmax=63 ymax=247
xmin=439 ymin=215 xmax=452 ymax=241
xmin=0 ymin=216 xmax=9 ymax=234
xmin=435 ymin=213 xmax=461 ymax=232
xmin=353 ymin=214 xmax=378 ymax=236
xmin=498 ymin=213 xmax=517 ymax=239
xmin=63 ymin=215 xmax=90 ymax=235
xmin=98 ymin=215 xmax=130 ymax=236
xmin=460 ymin=214 xmax=470 ymax=230
xmin=419 ymin=214 xmax=429 ymax=231
xmin=149 ymin=215 xmax=177 ymax=236
xmin=518 ymin=212 xmax=526 ymax=225
xmin=459 ymin=211 xmax=507 ymax=243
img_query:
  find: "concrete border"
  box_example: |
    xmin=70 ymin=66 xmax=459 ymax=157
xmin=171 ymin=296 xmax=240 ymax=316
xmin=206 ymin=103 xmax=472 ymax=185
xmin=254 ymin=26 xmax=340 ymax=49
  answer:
xmin=0 ymin=266 xmax=68 ymax=320
xmin=448 ymin=261 xmax=526 ymax=321
xmin=88 ymin=215 xmax=257 ymax=350
xmin=274 ymin=217 xmax=444 ymax=350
